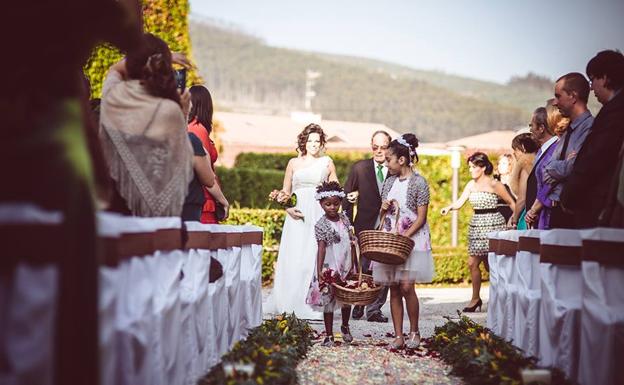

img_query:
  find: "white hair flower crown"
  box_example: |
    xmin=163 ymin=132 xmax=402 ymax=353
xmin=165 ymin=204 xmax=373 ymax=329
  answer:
xmin=315 ymin=190 xmax=346 ymax=200
xmin=395 ymin=135 xmax=416 ymax=166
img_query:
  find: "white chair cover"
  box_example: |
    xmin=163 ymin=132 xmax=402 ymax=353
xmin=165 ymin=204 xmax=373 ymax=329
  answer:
xmin=537 ymin=229 xmax=582 ymax=380
xmin=210 ymin=224 xmax=243 ymax=349
xmin=512 ymin=229 xmax=542 ymax=357
xmin=495 ymin=229 xmax=519 ymax=341
xmin=109 ymin=216 xmax=161 ymax=385
xmin=147 ymin=217 xmax=187 ymax=385
xmin=184 ymin=222 xmax=229 ymax=363
xmin=96 ymin=212 xmax=125 ymax=385
xmin=486 ymin=231 xmax=501 ymax=334
xmin=181 ymin=245 xmax=216 ymax=381
xmin=0 ymin=204 xmax=62 ymax=385
xmin=578 ymin=228 xmax=624 ymax=385
xmin=238 ymin=225 xmax=263 ymax=338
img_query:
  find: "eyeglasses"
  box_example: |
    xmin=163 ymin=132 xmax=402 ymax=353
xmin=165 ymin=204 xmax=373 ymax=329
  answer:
xmin=372 ymin=145 xmax=388 ymax=151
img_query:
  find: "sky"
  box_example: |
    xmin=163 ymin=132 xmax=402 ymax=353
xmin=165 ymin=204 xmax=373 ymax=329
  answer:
xmin=189 ymin=0 xmax=624 ymax=84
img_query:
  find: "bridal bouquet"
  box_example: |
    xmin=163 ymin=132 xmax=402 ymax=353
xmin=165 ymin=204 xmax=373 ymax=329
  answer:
xmin=268 ymin=190 xmax=297 ymax=208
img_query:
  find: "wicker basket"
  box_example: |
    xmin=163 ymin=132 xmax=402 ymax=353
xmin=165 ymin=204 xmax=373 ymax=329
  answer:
xmin=359 ymin=199 xmax=415 ymax=265
xmin=332 ymin=241 xmax=383 ymax=306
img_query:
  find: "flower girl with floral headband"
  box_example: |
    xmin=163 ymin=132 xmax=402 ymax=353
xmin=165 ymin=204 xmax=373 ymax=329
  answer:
xmin=305 ymin=181 xmax=356 ymax=347
xmin=374 ymin=133 xmax=434 ymax=350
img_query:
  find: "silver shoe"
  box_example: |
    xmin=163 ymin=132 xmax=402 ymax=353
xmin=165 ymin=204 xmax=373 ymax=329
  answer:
xmin=321 ymin=337 xmax=335 ymax=347
xmin=405 ymin=331 xmax=421 ymax=349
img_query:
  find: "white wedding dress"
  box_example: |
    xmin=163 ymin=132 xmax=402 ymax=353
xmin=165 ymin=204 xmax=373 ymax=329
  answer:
xmin=265 ymin=156 xmax=331 ymax=320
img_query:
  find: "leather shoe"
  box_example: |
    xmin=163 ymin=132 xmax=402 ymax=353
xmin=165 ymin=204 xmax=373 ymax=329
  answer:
xmin=352 ymin=305 xmax=364 ymax=319
xmin=367 ymin=313 xmax=388 ymax=323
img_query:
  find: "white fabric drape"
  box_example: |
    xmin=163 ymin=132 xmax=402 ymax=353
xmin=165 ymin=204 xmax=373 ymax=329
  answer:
xmin=495 ymin=230 xmax=519 ymax=341
xmin=578 ymin=228 xmax=624 ymax=385
xmin=512 ymin=229 xmax=542 ymax=357
xmin=486 ymin=231 xmax=501 ymax=334
xmin=537 ymin=229 xmax=582 ymax=380
xmin=0 ymin=203 xmax=62 ymax=385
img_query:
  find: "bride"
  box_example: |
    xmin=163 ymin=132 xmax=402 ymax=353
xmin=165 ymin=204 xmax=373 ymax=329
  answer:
xmin=265 ymin=123 xmax=338 ymax=320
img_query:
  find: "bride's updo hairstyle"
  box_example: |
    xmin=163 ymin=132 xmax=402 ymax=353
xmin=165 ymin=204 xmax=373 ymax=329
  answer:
xmin=388 ymin=133 xmax=420 ymax=166
xmin=467 ymin=152 xmax=494 ymax=175
xmin=297 ymin=123 xmax=327 ymax=155
xmin=315 ymin=180 xmax=345 ymax=201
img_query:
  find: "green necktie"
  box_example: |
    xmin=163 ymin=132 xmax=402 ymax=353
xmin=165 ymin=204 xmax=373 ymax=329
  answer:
xmin=376 ymin=164 xmax=384 ymax=184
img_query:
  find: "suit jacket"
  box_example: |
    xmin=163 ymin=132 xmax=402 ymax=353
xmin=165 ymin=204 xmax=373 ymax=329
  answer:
xmin=561 ymin=91 xmax=624 ymax=227
xmin=342 ymin=159 xmax=382 ymax=235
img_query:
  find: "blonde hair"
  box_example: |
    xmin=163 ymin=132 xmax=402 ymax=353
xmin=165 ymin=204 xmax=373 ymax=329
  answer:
xmin=546 ymin=98 xmax=570 ymax=137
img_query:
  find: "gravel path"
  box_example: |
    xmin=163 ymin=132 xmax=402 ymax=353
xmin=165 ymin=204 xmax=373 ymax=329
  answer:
xmin=263 ymin=286 xmax=489 ymax=384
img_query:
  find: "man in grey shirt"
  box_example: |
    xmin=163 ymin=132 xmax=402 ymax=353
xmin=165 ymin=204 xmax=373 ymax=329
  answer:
xmin=543 ymin=72 xmax=594 ymax=228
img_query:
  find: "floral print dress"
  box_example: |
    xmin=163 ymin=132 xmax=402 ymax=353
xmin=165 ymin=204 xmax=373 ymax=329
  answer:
xmin=305 ymin=213 xmax=354 ymax=312
xmin=373 ymin=175 xmax=435 ymax=284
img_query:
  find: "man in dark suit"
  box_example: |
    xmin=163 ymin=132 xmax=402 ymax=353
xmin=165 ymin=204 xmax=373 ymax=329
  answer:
xmin=561 ymin=50 xmax=624 ymax=228
xmin=343 ymin=130 xmax=391 ymax=322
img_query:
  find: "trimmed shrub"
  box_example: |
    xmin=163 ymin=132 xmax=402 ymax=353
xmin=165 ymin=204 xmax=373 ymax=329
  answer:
xmin=226 ymin=208 xmax=487 ymax=286
xmin=84 ymin=0 xmax=201 ymax=98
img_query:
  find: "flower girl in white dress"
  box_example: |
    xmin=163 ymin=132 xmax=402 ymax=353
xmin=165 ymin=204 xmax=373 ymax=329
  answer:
xmin=374 ymin=134 xmax=434 ymax=349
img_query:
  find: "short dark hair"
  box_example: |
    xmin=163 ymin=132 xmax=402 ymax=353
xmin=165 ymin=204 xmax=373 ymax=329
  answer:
xmin=556 ymin=72 xmax=590 ymax=104
xmin=297 ymin=123 xmax=326 ymax=154
xmin=467 ymin=152 xmax=494 ymax=175
xmin=371 ymin=130 xmax=392 ymax=143
xmin=188 ymin=85 xmax=213 ymax=133
xmin=586 ymin=50 xmax=624 ymax=91
xmin=511 ymin=133 xmax=538 ymax=154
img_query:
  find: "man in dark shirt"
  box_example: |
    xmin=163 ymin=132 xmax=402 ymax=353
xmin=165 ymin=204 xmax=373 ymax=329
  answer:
xmin=561 ymin=50 xmax=624 ymax=228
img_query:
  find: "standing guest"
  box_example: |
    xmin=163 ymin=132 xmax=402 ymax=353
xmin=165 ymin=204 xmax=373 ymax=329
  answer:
xmin=561 ymin=50 xmax=624 ymax=228
xmin=544 ymin=73 xmax=594 ymax=228
xmin=342 ymin=130 xmax=391 ymax=323
xmin=181 ymin=132 xmax=215 ymax=221
xmin=508 ymin=133 xmax=539 ymax=229
xmin=306 ymin=181 xmax=355 ymax=347
xmin=524 ymin=107 xmax=558 ymax=229
xmin=188 ymin=85 xmax=230 ymax=222
xmin=495 ymin=154 xmax=515 ymax=222
xmin=441 ymin=152 xmax=515 ymax=312
xmin=601 ymin=145 xmax=624 ymax=227
xmin=2 ymin=1 xmax=142 ymax=384
xmin=375 ymin=134 xmax=434 ymax=349
xmin=100 ymin=33 xmax=195 ymax=217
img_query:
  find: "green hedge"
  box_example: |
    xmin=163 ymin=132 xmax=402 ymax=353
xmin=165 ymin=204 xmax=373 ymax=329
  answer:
xmin=228 ymin=152 xmax=480 ymax=246
xmin=84 ymin=0 xmax=201 ymax=98
xmin=226 ymin=208 xmax=487 ymax=286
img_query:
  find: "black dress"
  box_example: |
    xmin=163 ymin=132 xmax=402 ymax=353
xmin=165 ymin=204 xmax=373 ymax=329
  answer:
xmin=182 ymin=132 xmax=207 ymax=221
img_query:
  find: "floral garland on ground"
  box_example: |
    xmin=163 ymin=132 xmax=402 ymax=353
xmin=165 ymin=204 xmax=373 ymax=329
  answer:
xmin=198 ymin=313 xmax=314 ymax=385
xmin=426 ymin=312 xmax=573 ymax=385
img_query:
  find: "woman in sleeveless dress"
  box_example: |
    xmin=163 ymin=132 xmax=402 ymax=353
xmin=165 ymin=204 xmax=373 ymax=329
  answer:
xmin=265 ymin=124 xmax=338 ymax=320
xmin=441 ymin=152 xmax=515 ymax=312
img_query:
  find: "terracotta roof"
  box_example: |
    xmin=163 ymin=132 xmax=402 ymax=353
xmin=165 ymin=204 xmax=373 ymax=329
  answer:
xmin=444 ymin=129 xmax=523 ymax=152
xmin=215 ymin=111 xmax=402 ymax=150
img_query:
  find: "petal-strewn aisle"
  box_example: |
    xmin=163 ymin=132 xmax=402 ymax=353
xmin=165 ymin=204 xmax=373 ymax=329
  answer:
xmin=298 ymin=337 xmax=462 ymax=385
xmin=263 ymin=286 xmax=489 ymax=385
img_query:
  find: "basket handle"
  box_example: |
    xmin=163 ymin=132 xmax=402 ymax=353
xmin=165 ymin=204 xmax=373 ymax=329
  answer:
xmin=376 ymin=199 xmax=402 ymax=234
xmin=350 ymin=226 xmax=363 ymax=286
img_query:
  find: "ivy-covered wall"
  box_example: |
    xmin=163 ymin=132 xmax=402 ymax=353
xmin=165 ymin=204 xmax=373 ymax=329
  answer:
xmin=84 ymin=0 xmax=201 ymax=98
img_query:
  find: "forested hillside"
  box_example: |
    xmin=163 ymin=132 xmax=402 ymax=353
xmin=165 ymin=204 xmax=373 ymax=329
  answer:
xmin=190 ymin=19 xmax=590 ymax=141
